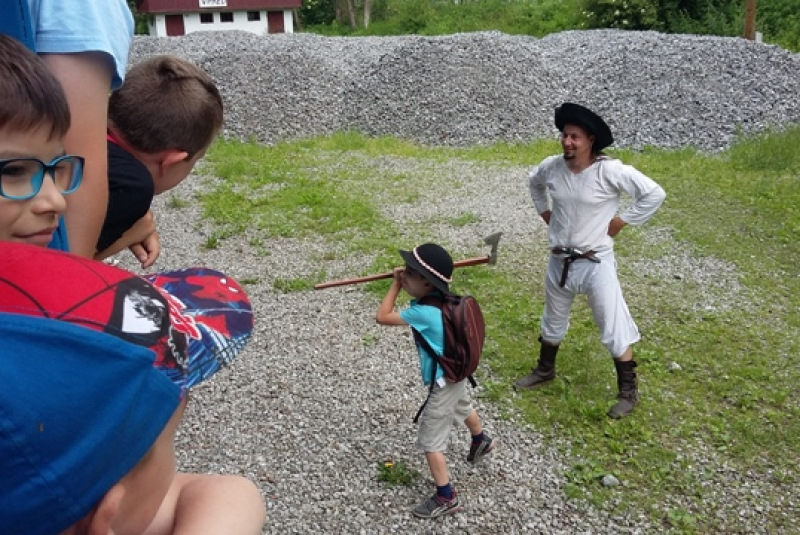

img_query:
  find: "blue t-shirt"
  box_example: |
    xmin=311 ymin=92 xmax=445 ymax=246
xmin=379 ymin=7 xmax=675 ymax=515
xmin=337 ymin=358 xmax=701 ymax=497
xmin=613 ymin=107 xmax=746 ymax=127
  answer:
xmin=400 ymin=301 xmax=445 ymax=385
xmin=47 ymin=217 xmax=69 ymax=252
xmin=26 ymin=0 xmax=134 ymax=89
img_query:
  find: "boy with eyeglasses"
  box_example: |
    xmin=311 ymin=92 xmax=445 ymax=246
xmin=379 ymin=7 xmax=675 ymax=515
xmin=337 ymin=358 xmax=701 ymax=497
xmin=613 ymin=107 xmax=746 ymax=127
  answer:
xmin=0 ymin=34 xmax=82 ymax=249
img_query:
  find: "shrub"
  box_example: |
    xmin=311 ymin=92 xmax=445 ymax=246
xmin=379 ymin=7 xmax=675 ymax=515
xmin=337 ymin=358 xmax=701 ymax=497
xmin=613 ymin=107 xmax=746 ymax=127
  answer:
xmin=581 ymin=0 xmax=660 ymax=30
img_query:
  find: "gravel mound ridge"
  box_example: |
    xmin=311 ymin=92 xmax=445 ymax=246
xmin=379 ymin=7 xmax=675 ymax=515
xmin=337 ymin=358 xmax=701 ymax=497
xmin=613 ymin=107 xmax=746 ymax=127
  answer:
xmin=129 ymin=29 xmax=800 ymax=151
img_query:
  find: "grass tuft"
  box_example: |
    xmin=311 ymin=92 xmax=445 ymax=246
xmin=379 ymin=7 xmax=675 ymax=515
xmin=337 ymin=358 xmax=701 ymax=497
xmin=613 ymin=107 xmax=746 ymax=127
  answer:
xmin=376 ymin=459 xmax=420 ymax=487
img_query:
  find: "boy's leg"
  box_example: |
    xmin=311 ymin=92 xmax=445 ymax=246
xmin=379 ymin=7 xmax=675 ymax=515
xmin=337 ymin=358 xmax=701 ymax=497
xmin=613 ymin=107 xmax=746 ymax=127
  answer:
xmin=464 ymin=409 xmax=481 ymax=436
xmin=414 ymin=383 xmax=465 ymax=519
xmin=425 ymin=451 xmax=450 ymax=486
xmin=414 ymin=452 xmax=462 ymax=519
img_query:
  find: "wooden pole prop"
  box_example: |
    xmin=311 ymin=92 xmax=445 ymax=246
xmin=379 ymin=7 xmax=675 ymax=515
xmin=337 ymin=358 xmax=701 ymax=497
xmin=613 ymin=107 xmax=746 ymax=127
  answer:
xmin=315 ymin=232 xmax=502 ymax=290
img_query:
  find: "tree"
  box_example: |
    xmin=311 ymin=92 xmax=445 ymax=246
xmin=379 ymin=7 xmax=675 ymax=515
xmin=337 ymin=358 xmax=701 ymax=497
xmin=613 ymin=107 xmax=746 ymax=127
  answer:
xmin=126 ymin=0 xmax=149 ymax=34
xmin=364 ymin=0 xmax=372 ymax=28
xmin=581 ymin=0 xmax=661 ymax=30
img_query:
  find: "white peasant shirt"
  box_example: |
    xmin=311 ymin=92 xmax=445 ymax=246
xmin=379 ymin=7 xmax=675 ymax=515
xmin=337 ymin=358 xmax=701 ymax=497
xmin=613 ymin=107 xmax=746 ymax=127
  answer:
xmin=528 ymin=155 xmax=666 ymax=254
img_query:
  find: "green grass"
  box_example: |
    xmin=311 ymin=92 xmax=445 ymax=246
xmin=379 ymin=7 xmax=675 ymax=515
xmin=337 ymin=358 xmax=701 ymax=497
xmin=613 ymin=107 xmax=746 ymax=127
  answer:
xmin=376 ymin=459 xmax=420 ymax=487
xmin=166 ymin=195 xmax=190 ymax=209
xmin=198 ymin=125 xmax=800 ymax=532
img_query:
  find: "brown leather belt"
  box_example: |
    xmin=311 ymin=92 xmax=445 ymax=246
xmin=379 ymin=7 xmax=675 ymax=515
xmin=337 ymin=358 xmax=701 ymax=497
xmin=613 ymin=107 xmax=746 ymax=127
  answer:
xmin=551 ymin=247 xmax=600 ymax=287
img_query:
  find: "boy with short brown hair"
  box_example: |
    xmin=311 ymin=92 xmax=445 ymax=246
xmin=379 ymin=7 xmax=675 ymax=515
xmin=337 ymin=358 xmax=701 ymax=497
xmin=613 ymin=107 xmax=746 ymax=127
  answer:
xmin=0 ymin=33 xmax=80 ymax=250
xmin=97 ymin=54 xmax=224 ymax=267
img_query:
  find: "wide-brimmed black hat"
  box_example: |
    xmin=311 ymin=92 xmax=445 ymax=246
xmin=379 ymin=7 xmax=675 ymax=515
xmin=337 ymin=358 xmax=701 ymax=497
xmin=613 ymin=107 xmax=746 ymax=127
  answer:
xmin=554 ymin=102 xmax=614 ymax=151
xmin=399 ymin=243 xmax=453 ymax=294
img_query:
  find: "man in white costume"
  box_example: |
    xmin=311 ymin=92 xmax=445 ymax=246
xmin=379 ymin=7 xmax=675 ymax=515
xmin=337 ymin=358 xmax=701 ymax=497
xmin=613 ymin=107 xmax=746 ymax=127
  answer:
xmin=515 ymin=102 xmax=666 ymax=419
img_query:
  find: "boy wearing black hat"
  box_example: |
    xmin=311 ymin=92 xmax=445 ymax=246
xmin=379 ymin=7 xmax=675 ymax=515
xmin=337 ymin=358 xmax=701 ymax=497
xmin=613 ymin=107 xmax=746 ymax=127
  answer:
xmin=376 ymin=243 xmax=495 ymax=519
xmin=515 ymin=103 xmax=666 ymax=419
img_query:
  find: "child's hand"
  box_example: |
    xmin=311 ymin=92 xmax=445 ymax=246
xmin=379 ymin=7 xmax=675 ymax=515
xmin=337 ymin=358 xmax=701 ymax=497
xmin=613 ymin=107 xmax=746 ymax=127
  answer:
xmin=376 ymin=267 xmax=408 ymax=326
xmin=130 ymin=230 xmax=161 ymax=269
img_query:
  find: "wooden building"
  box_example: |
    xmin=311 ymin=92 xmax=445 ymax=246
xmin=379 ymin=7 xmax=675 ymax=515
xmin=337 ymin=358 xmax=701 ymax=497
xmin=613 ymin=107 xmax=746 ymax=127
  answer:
xmin=137 ymin=0 xmax=301 ymax=37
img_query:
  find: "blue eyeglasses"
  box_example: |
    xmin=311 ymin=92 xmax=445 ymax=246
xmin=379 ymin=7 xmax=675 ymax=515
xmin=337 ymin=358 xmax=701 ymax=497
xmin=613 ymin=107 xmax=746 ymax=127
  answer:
xmin=0 ymin=155 xmax=84 ymax=200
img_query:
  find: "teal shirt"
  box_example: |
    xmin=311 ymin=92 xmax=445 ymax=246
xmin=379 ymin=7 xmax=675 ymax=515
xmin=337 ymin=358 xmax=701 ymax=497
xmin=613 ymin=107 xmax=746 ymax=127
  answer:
xmin=400 ymin=300 xmax=445 ymax=385
xmin=47 ymin=217 xmax=69 ymax=252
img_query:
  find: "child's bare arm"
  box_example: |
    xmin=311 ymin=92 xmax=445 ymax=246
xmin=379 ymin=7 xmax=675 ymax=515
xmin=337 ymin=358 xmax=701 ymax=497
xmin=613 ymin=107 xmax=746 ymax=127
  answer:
xmin=143 ymin=474 xmax=265 ymax=535
xmin=376 ymin=267 xmax=408 ymax=326
xmin=94 ymin=211 xmax=157 ymax=262
xmin=41 ymin=53 xmax=111 ymax=258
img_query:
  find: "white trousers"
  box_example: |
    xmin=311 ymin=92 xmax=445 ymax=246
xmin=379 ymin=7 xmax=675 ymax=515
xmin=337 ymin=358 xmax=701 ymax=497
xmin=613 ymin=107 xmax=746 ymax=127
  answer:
xmin=540 ymin=251 xmax=640 ymax=358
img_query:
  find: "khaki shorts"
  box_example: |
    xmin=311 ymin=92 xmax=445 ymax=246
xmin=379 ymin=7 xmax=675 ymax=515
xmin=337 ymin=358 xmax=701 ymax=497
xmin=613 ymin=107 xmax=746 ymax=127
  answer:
xmin=417 ymin=379 xmax=472 ymax=452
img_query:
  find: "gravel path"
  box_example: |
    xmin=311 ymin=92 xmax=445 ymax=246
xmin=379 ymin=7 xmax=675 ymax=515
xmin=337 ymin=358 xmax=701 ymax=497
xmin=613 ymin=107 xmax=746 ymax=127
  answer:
xmin=116 ymin=157 xmax=798 ymax=535
xmin=116 ymin=161 xmax=660 ymax=534
xmin=113 ymin=29 xmax=800 ymax=533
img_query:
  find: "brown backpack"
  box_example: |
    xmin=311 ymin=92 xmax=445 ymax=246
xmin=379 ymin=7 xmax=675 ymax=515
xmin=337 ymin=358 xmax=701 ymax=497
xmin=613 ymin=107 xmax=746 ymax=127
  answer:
xmin=411 ymin=293 xmax=486 ymax=422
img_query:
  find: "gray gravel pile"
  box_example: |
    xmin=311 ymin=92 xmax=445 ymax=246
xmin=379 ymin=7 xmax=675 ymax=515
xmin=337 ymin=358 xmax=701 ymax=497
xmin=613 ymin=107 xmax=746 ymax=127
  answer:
xmin=129 ymin=29 xmax=800 ymax=151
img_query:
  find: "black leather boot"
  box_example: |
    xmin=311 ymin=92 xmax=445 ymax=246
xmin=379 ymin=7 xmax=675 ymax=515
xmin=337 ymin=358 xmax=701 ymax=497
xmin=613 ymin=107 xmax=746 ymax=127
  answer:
xmin=514 ymin=338 xmax=559 ymax=390
xmin=608 ymin=359 xmax=638 ymax=419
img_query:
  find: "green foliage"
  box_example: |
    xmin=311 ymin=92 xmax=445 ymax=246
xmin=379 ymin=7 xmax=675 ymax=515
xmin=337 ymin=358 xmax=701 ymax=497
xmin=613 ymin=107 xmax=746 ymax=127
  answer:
xmin=302 ymin=0 xmax=799 ymax=52
xmin=200 ymin=138 xmax=391 ymax=242
xmin=581 ymin=0 xmax=661 ymax=30
xmin=727 ymin=126 xmax=800 ymax=174
xmin=166 ymin=195 xmax=189 ymax=209
xmin=126 ymin=0 xmax=150 ymax=34
xmin=307 ymin=0 xmax=583 ymax=37
xmin=658 ymin=0 xmax=745 ymax=36
xmin=376 ymin=459 xmax=419 ymax=486
xmin=202 ymin=234 xmax=220 ymax=250
xmin=273 ymin=275 xmax=320 ymax=292
xmin=298 ymin=0 xmax=337 ymax=27
xmin=383 ymin=0 xmax=436 ymax=34
xmin=755 ymin=0 xmax=800 ymax=51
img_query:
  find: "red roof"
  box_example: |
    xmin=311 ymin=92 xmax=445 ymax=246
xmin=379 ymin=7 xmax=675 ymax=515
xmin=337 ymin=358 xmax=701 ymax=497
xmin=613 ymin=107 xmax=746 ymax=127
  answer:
xmin=137 ymin=0 xmax=301 ymax=13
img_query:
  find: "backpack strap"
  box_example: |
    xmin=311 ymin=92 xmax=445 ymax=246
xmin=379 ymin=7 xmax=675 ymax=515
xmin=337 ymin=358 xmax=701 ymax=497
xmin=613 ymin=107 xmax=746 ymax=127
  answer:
xmin=417 ymin=295 xmax=478 ymax=389
xmin=411 ymin=327 xmax=439 ymax=424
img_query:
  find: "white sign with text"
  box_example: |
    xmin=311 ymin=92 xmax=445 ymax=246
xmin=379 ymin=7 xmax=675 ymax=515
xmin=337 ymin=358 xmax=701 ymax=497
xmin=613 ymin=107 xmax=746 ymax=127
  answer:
xmin=199 ymin=0 xmax=227 ymax=8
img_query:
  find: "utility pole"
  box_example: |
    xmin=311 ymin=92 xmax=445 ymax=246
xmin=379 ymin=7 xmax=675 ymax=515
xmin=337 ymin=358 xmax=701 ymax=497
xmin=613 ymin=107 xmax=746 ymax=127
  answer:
xmin=744 ymin=0 xmax=757 ymax=40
